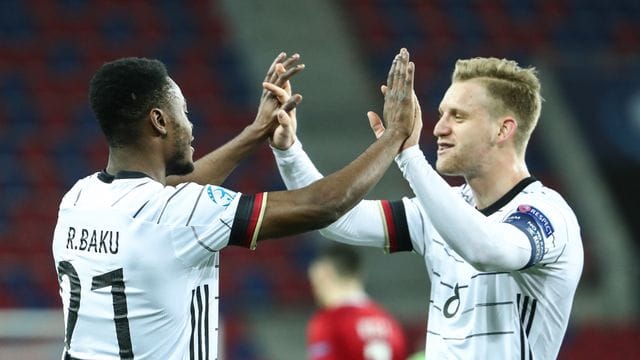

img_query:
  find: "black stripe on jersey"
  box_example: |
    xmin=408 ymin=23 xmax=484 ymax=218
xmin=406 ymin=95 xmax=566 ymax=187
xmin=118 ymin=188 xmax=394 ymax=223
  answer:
xmin=133 ymin=200 xmax=150 ymax=218
xmin=439 ymin=281 xmax=468 ymax=290
xmin=186 ymin=187 xmax=206 ymax=226
xmin=428 ymin=329 xmax=514 ymax=340
xmin=431 ymin=303 xmax=442 ymax=312
xmin=190 ymin=289 xmax=196 ymax=360
xmin=518 ymin=293 xmax=539 ymax=360
xmin=525 ymin=298 xmax=537 ymax=335
xmin=196 ymin=287 xmax=203 ymax=360
xmin=73 ymin=188 xmax=83 ymax=206
xmin=550 ymin=243 xmax=567 ymax=265
xmin=190 ymin=285 xmax=213 ymax=360
xmin=460 ymin=301 xmax=513 ymax=316
xmin=111 ymin=181 xmax=150 ymax=206
xmin=190 ymin=227 xmax=217 ymax=253
xmin=388 ymin=200 xmax=413 ymax=252
xmin=431 ymin=238 xmax=465 ymax=263
xmin=204 ymin=285 xmax=210 ymax=360
xmin=228 ymin=194 xmax=255 ymax=247
xmin=470 ymin=271 xmax=509 ymax=279
xmin=156 ymin=183 xmax=190 ymax=224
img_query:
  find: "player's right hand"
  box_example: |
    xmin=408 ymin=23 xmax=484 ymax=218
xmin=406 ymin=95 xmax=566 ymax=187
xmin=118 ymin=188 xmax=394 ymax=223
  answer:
xmin=382 ymin=48 xmax=415 ymax=139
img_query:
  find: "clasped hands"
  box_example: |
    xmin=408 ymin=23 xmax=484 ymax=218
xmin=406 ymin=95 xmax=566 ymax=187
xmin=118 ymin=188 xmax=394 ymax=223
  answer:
xmin=257 ymin=48 xmax=422 ymax=151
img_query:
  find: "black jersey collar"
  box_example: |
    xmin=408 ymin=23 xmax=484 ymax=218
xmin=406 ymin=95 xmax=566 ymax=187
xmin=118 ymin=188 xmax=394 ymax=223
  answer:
xmin=97 ymin=170 xmax=152 ymax=184
xmin=478 ymin=176 xmax=538 ymax=216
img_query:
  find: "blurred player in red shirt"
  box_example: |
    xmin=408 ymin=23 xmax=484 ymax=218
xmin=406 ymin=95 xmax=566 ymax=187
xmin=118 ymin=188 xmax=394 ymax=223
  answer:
xmin=307 ymin=244 xmax=408 ymax=360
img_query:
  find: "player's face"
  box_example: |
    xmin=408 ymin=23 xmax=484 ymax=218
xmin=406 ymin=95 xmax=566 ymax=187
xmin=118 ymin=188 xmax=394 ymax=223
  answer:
xmin=308 ymin=260 xmax=332 ymax=308
xmin=164 ymin=78 xmax=195 ymax=176
xmin=433 ymin=80 xmax=501 ymax=178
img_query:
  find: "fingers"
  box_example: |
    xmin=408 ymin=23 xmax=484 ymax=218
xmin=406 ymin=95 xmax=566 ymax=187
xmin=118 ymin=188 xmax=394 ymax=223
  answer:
xmin=367 ymin=111 xmax=386 ymax=139
xmin=264 ymin=52 xmax=286 ymax=83
xmin=386 ymin=54 xmax=399 ymax=91
xmin=393 ymin=48 xmax=409 ymax=92
xmin=385 ymin=48 xmax=411 ymax=95
xmin=281 ymin=53 xmax=300 ymax=71
xmin=262 ymin=82 xmax=302 ymax=112
xmin=405 ymin=61 xmax=415 ymax=96
xmin=367 ymin=111 xmax=383 ymax=129
xmin=267 ymin=53 xmax=303 ymax=85
xmin=282 ymin=94 xmax=303 ymax=112
xmin=274 ymin=63 xmax=305 ymax=87
xmin=262 ymin=82 xmax=290 ymax=103
xmin=277 ymin=109 xmax=293 ymax=127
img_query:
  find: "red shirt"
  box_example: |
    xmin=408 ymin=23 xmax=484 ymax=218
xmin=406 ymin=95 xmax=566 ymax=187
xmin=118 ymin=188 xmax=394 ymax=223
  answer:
xmin=307 ymin=298 xmax=407 ymax=360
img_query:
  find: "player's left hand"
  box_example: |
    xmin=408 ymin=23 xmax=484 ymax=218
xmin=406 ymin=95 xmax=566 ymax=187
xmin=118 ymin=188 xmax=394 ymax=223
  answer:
xmin=262 ymin=66 xmax=300 ymax=150
xmin=368 ymin=86 xmax=422 ymax=151
xmin=254 ymin=53 xmax=305 ymax=136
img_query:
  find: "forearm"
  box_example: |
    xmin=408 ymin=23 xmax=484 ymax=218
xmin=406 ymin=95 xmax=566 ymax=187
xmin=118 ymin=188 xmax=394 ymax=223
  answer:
xmin=396 ymin=146 xmax=530 ymax=271
xmin=258 ymin=130 xmax=407 ymax=240
xmin=273 ymin=140 xmax=391 ymax=249
xmin=310 ymin=130 xmax=406 ymax=218
xmin=167 ymin=124 xmax=268 ymax=186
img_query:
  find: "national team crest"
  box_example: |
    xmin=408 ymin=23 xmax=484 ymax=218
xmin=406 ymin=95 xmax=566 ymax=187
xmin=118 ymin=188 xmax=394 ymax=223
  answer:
xmin=206 ymin=185 xmax=236 ymax=207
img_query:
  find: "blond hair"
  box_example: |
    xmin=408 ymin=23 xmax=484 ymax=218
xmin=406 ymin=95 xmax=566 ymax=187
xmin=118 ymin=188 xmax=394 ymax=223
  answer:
xmin=452 ymin=57 xmax=542 ymax=153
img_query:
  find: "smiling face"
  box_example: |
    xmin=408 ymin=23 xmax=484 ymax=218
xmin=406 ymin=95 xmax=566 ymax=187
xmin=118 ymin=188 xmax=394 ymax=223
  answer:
xmin=164 ymin=78 xmax=195 ymax=176
xmin=434 ymin=80 xmax=502 ymax=178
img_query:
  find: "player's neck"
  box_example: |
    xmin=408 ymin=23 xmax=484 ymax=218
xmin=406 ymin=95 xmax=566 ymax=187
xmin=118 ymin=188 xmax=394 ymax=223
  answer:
xmin=106 ymin=146 xmax=167 ymax=185
xmin=466 ymin=159 xmax=530 ymax=210
xmin=323 ymin=284 xmax=367 ymax=308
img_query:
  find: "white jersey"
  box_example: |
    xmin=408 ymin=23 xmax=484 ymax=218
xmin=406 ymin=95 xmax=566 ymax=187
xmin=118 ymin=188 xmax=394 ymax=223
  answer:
xmin=52 ymin=171 xmax=267 ymax=360
xmin=273 ymin=142 xmax=583 ymax=360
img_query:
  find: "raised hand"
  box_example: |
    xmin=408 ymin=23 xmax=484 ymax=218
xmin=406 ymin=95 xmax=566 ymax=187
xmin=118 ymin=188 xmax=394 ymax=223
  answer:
xmin=262 ymin=62 xmax=302 ymax=150
xmin=404 ymin=91 xmax=423 ymax=150
xmin=383 ymin=48 xmax=415 ymax=137
xmin=367 ymin=49 xmax=419 ymax=151
xmin=254 ymin=53 xmax=305 ymax=135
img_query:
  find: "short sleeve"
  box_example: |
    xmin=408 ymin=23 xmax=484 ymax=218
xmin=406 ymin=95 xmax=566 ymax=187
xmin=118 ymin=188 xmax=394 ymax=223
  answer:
xmin=164 ymin=184 xmax=267 ymax=267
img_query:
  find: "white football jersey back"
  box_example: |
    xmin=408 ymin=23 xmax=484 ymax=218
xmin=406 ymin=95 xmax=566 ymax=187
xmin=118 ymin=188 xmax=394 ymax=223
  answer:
xmin=53 ymin=171 xmax=265 ymax=359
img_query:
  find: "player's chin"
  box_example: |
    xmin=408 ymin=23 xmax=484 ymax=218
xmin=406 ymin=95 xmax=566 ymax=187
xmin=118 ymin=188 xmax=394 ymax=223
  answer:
xmin=166 ymin=157 xmax=195 ymax=177
xmin=435 ymin=160 xmax=459 ymax=176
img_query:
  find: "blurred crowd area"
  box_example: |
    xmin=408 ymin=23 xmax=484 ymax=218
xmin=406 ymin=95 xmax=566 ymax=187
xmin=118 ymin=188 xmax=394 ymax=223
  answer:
xmin=0 ymin=0 xmax=639 ymax=359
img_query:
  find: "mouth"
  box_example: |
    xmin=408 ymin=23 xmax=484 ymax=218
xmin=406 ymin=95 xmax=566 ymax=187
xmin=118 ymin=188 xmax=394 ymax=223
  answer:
xmin=437 ymin=142 xmax=454 ymax=155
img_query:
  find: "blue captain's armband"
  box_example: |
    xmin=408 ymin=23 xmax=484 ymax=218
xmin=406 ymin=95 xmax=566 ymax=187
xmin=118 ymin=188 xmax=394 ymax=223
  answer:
xmin=504 ymin=205 xmax=553 ymax=268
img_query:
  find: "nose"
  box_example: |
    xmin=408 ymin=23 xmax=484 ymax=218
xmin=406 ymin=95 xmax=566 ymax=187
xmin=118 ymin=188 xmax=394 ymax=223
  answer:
xmin=433 ymin=116 xmax=450 ymax=138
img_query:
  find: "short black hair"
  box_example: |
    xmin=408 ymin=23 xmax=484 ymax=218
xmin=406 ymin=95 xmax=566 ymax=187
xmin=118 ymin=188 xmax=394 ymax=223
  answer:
xmin=89 ymin=57 xmax=170 ymax=147
xmin=314 ymin=243 xmax=362 ymax=278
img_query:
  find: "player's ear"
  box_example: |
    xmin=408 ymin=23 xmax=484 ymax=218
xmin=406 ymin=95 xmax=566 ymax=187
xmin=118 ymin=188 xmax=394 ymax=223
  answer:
xmin=497 ymin=116 xmax=517 ymax=143
xmin=149 ymin=108 xmax=168 ymax=137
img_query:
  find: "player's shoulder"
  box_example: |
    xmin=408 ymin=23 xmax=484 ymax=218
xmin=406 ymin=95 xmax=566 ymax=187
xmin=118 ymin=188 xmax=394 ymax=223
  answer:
xmin=506 ymin=180 xmax=580 ymax=233
xmin=515 ymin=180 xmax=576 ymax=217
xmin=59 ymin=172 xmax=102 ymax=208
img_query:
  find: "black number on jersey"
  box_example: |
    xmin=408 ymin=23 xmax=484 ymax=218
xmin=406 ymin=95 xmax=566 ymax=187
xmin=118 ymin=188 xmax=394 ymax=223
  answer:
xmin=443 ymin=283 xmax=461 ymax=318
xmin=57 ymin=262 xmax=134 ymax=359
xmin=92 ymin=268 xmax=134 ymax=358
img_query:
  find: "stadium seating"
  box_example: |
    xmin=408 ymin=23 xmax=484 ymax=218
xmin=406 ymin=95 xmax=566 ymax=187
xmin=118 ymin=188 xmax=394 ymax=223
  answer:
xmin=1 ymin=0 xmax=638 ymax=358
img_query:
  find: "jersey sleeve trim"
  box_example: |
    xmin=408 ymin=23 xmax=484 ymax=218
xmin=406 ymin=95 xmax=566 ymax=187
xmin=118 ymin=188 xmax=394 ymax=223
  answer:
xmin=379 ymin=200 xmax=413 ymax=253
xmin=229 ymin=193 xmax=267 ymax=250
